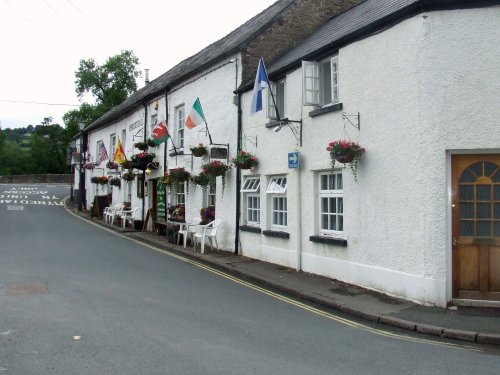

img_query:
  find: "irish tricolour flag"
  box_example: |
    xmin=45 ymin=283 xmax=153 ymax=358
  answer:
xmin=185 ymin=98 xmax=206 ymax=129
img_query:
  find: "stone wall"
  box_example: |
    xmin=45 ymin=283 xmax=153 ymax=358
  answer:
xmin=242 ymin=0 xmax=363 ymax=83
xmin=0 ymin=175 xmax=71 ymax=184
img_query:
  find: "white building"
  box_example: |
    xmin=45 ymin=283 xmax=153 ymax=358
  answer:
xmin=238 ymin=0 xmax=500 ymax=306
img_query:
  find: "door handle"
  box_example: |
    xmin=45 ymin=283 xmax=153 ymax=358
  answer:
xmin=453 ymin=237 xmax=457 ymax=246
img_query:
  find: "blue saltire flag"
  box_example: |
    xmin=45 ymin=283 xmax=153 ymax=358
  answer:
xmin=250 ymin=58 xmax=270 ymax=115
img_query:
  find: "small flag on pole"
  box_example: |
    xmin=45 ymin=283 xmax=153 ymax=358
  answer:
xmin=185 ymin=98 xmax=206 ymax=129
xmin=151 ymin=121 xmax=169 ymax=145
xmin=250 ymin=58 xmax=270 ymax=115
xmin=113 ymin=138 xmax=126 ymax=164
xmin=98 ymin=141 xmax=109 ymax=163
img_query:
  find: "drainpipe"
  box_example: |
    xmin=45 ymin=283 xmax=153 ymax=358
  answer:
xmin=234 ymin=92 xmax=242 ymax=255
xmin=295 ymin=151 xmax=302 ymax=271
xmin=164 ymin=87 xmax=169 ymax=174
xmin=142 ymin=101 xmax=147 ymax=222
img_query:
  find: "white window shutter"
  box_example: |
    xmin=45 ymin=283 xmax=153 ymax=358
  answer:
xmin=302 ymin=61 xmax=320 ymax=106
xmin=267 ymin=82 xmax=276 ymax=119
xmin=331 ymin=55 xmax=339 ymax=103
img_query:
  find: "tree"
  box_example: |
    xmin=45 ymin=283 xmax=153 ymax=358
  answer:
xmin=75 ymin=50 xmax=141 ymax=111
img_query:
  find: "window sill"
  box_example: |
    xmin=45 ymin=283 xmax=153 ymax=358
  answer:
xmin=309 ymin=103 xmax=343 ymax=118
xmin=265 ymin=119 xmax=281 ymax=129
xmin=240 ymin=225 xmax=261 ymax=234
xmin=169 ymin=149 xmax=184 ymax=157
xmin=263 ymin=230 xmax=290 ymax=239
xmin=309 ymin=235 xmax=347 ymax=247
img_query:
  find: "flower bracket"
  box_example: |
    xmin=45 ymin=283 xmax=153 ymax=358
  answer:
xmin=342 ymin=112 xmax=360 ymax=131
xmin=274 ymin=118 xmax=302 ymax=146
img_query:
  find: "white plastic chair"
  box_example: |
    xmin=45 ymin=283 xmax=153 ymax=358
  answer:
xmin=121 ymin=207 xmax=139 ymax=229
xmin=104 ymin=203 xmax=122 ymax=224
xmin=176 ymin=219 xmax=200 ymax=248
xmin=194 ymin=219 xmax=221 ymax=254
xmin=110 ymin=204 xmax=126 ymax=225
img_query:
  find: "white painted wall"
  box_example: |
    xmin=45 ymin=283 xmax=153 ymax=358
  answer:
xmin=240 ymin=7 xmax=500 ymax=306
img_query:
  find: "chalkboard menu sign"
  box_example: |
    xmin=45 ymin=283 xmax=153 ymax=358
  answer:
xmin=157 ymin=185 xmax=166 ymax=221
xmin=91 ymin=195 xmax=110 ymax=218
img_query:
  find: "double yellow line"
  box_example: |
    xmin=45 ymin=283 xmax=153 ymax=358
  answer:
xmin=63 ymin=197 xmax=483 ymax=352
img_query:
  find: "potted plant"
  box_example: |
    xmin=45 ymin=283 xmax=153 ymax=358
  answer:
xmin=90 ymin=176 xmax=109 ymax=185
xmin=106 ymin=161 xmax=119 ymax=170
xmin=109 ymin=177 xmax=121 ymax=188
xmin=83 ymin=162 xmax=95 ymax=170
xmin=190 ymin=172 xmax=211 ymax=189
xmin=168 ymin=204 xmax=185 ymax=223
xmin=200 ymin=206 xmax=215 ymax=225
xmin=147 ymin=139 xmax=158 ymax=148
xmin=158 ymin=173 xmax=173 ymax=188
xmin=131 ymin=152 xmax=155 ymax=170
xmin=134 ymin=141 xmax=149 ymax=151
xmin=326 ymin=140 xmax=365 ymax=181
xmin=121 ymin=171 xmax=135 ymax=181
xmin=232 ymin=150 xmax=258 ymax=170
xmin=189 ymin=144 xmax=207 ymax=157
xmin=202 ymin=160 xmax=231 ymax=195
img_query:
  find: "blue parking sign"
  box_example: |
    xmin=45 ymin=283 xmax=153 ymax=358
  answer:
xmin=288 ymin=152 xmax=299 ymax=169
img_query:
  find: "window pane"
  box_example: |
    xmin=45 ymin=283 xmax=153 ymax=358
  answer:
xmin=459 ymin=170 xmax=476 ymax=183
xmin=337 ymin=174 xmax=343 ymax=189
xmin=338 ymin=215 xmax=343 ymax=231
xmin=460 ymin=220 xmax=474 ymax=236
xmin=477 ymin=221 xmax=491 ymax=237
xmin=460 ymin=185 xmax=474 ymax=200
xmin=495 ymin=222 xmax=500 ymax=236
xmin=330 ymin=198 xmax=336 ymax=213
xmin=494 ymin=185 xmax=500 ymax=200
xmin=460 ymin=203 xmax=474 ymax=219
xmin=329 ymin=214 xmax=336 ymax=231
xmin=321 ymin=198 xmax=328 ymax=213
xmin=321 ymin=175 xmax=328 ymax=190
xmin=322 ymin=214 xmax=328 ymax=230
xmin=469 ymin=162 xmax=483 ymax=177
xmin=477 ymin=203 xmax=491 ymax=219
xmin=485 ymin=162 xmax=498 ymax=177
xmin=477 ymin=185 xmax=491 ymax=201
xmin=495 ymin=203 xmax=500 ymax=219
xmin=320 ymin=60 xmax=332 ymax=105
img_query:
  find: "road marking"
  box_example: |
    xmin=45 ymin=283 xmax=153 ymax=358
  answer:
xmin=63 ymin=197 xmax=484 ymax=352
xmin=6 ymin=205 xmax=24 ymax=211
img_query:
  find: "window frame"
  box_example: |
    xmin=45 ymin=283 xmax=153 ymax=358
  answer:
xmin=109 ymin=134 xmax=117 ymax=160
xmin=95 ymin=140 xmax=104 ymax=162
xmin=266 ymin=176 xmax=287 ymax=228
xmin=150 ymin=113 xmax=158 ymax=135
xmin=302 ymin=54 xmax=339 ymax=107
xmin=267 ymin=79 xmax=286 ymax=120
xmin=318 ymin=171 xmax=344 ymax=236
xmin=175 ymin=105 xmax=185 ymax=148
xmin=241 ymin=177 xmax=261 ymax=226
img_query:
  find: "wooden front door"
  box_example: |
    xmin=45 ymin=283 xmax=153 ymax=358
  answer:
xmin=452 ymin=154 xmax=500 ymax=300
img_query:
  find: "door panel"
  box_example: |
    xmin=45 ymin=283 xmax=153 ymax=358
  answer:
xmin=452 ymin=154 xmax=500 ymax=301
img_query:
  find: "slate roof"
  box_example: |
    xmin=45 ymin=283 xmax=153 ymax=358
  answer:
xmin=265 ymin=0 xmax=497 ymax=81
xmin=86 ymin=0 xmax=301 ymax=132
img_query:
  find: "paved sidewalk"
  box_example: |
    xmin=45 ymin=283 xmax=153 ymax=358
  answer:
xmin=68 ymin=204 xmax=500 ymax=346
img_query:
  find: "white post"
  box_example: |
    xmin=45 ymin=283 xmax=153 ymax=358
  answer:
xmin=295 ymin=150 xmax=302 ymax=271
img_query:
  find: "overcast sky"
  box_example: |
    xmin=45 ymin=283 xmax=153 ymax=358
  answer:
xmin=0 ymin=0 xmax=276 ymax=129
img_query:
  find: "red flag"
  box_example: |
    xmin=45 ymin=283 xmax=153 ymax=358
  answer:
xmin=152 ymin=121 xmax=169 ymax=145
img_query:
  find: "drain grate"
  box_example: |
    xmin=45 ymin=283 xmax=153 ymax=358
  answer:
xmin=6 ymin=282 xmax=48 ymax=296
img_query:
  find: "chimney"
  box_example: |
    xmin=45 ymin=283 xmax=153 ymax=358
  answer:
xmin=144 ymin=69 xmax=150 ymax=85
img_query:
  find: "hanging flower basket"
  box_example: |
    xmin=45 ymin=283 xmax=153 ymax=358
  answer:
xmin=189 ymin=144 xmax=207 ymax=157
xmin=121 ymin=171 xmax=135 ymax=181
xmin=201 ymin=161 xmax=230 ymax=177
xmin=190 ymin=172 xmax=211 ymax=188
xmin=83 ymin=162 xmax=95 ymax=170
xmin=232 ymin=150 xmax=258 ymax=170
xmin=106 ymin=161 xmax=119 ymax=170
xmin=158 ymin=174 xmax=173 ymax=187
xmin=131 ymin=152 xmax=155 ymax=170
xmin=134 ymin=141 xmax=149 ymax=151
xmin=201 ymin=161 xmax=231 ymax=196
xmin=327 ymin=140 xmax=365 ymax=181
xmin=147 ymin=139 xmax=158 ymax=148
xmin=90 ymin=176 xmax=109 ymax=185
xmin=120 ymin=160 xmax=134 ymax=169
xmin=200 ymin=206 xmax=215 ymax=225
xmin=109 ymin=177 xmax=121 ymax=188
xmin=169 ymin=168 xmax=191 ymax=183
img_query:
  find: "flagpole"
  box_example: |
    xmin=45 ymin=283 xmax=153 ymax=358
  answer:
xmin=260 ymin=57 xmax=281 ymax=122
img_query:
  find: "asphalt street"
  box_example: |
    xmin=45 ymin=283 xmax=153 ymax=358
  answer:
xmin=1 ymin=184 xmax=500 ymax=374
